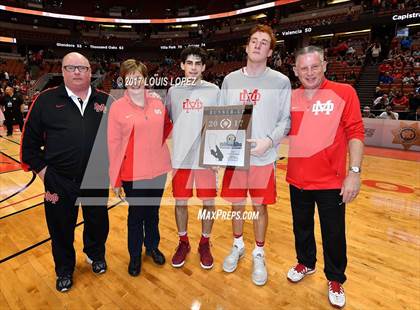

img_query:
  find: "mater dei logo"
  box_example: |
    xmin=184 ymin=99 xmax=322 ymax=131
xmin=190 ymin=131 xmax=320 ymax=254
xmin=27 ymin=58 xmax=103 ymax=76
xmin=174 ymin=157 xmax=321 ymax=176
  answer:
xmin=391 ymin=122 xmax=420 ymax=150
xmin=312 ymin=100 xmax=334 ymax=115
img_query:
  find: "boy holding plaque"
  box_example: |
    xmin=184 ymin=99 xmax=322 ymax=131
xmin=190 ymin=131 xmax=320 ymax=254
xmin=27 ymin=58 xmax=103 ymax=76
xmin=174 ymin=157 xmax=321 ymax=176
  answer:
xmin=219 ymin=25 xmax=291 ymax=286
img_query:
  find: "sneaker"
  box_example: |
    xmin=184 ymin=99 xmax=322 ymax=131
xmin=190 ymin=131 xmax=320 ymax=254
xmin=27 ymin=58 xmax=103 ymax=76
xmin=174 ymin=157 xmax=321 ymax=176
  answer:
xmin=252 ymin=251 xmax=267 ymax=286
xmin=328 ymin=281 xmax=346 ymax=308
xmin=171 ymin=241 xmax=191 ymax=268
xmin=287 ymin=263 xmax=315 ymax=283
xmin=56 ymin=275 xmax=72 ymax=292
xmin=222 ymin=245 xmax=245 ymax=273
xmin=86 ymin=256 xmax=107 ymax=274
xmin=198 ymin=242 xmax=214 ymax=269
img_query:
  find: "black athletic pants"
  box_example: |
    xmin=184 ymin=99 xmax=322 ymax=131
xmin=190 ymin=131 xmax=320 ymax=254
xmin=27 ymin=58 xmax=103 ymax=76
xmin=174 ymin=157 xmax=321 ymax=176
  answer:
xmin=290 ymin=184 xmax=347 ymax=283
xmin=4 ymin=112 xmax=23 ymax=135
xmin=43 ymin=167 xmax=109 ymax=277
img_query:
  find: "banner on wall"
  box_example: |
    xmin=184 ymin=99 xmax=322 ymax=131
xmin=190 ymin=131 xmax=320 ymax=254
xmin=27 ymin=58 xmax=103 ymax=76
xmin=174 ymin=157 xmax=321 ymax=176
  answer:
xmin=363 ymin=118 xmax=420 ymax=151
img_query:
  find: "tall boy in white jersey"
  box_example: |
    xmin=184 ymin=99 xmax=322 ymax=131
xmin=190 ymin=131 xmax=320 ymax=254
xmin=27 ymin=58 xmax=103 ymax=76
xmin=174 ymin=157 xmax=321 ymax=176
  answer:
xmin=165 ymin=47 xmax=220 ymax=269
xmin=219 ymin=25 xmax=291 ymax=285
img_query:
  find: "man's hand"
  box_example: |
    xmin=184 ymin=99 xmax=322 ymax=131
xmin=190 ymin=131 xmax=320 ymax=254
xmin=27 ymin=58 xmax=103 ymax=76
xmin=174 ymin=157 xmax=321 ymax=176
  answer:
xmin=37 ymin=166 xmax=47 ymax=182
xmin=247 ymin=138 xmax=272 ymax=157
xmin=113 ymin=187 xmax=125 ymax=200
xmin=210 ymin=166 xmax=219 ymax=172
xmin=340 ymin=172 xmax=361 ymax=204
xmin=113 ymin=187 xmax=121 ymax=196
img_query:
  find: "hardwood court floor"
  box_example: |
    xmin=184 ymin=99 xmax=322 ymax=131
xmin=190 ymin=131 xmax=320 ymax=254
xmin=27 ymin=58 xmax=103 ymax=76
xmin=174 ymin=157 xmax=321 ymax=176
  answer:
xmin=0 ymin=131 xmax=419 ymax=309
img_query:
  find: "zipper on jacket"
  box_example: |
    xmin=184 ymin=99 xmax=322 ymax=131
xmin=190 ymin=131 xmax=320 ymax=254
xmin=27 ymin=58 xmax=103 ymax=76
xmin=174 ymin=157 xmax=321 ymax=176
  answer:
xmin=77 ymin=107 xmax=86 ymax=181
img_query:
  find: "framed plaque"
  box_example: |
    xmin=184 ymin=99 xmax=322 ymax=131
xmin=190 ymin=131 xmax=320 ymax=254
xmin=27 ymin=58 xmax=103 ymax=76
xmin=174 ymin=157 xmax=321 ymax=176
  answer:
xmin=199 ymin=105 xmax=253 ymax=169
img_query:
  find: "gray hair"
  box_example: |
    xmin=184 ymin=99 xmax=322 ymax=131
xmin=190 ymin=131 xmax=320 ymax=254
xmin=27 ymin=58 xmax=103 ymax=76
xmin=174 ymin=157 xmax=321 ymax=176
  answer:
xmin=295 ymin=46 xmax=324 ymax=63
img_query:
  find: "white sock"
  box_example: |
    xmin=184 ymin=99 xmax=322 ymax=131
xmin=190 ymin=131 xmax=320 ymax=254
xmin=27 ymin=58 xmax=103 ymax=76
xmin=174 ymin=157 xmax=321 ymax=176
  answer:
xmin=233 ymin=236 xmax=245 ymax=249
xmin=178 ymin=231 xmax=187 ymax=237
xmin=253 ymin=245 xmax=264 ymax=256
xmin=202 ymin=233 xmax=210 ymax=238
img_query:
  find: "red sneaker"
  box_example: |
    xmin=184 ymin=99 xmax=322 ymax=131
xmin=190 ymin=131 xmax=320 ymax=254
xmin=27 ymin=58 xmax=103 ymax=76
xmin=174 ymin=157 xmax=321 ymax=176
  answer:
xmin=171 ymin=241 xmax=191 ymax=268
xmin=198 ymin=242 xmax=214 ymax=269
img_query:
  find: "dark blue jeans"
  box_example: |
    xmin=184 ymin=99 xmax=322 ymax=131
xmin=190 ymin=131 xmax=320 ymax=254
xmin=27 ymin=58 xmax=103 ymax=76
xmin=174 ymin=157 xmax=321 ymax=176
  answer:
xmin=289 ymin=185 xmax=347 ymax=283
xmin=122 ymin=174 xmax=167 ymax=258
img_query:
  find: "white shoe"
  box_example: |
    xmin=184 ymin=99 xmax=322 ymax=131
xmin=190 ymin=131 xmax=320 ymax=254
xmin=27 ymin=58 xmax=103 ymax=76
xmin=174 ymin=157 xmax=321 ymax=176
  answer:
xmin=328 ymin=281 xmax=346 ymax=308
xmin=222 ymin=245 xmax=245 ymax=273
xmin=287 ymin=263 xmax=316 ymax=283
xmin=252 ymin=251 xmax=267 ymax=286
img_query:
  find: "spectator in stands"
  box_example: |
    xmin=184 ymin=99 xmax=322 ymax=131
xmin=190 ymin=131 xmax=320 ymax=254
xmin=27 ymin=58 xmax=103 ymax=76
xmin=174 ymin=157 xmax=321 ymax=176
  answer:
xmin=413 ymin=48 xmax=420 ymax=57
xmin=25 ymin=71 xmax=31 ymax=85
xmin=333 ymin=40 xmax=349 ymax=57
xmin=390 ymin=37 xmax=399 ymax=50
xmin=379 ymin=72 xmax=394 ymax=84
xmin=378 ymin=105 xmax=399 ymax=120
xmin=345 ymin=70 xmax=357 ymax=82
xmin=388 ymin=87 xmax=397 ymax=101
xmin=394 ymin=58 xmax=404 ymax=70
xmin=355 ymin=55 xmax=364 ymax=66
xmin=374 ymin=86 xmax=384 ymax=98
xmin=391 ymin=91 xmax=409 ymax=110
xmin=373 ymin=94 xmax=389 ymax=109
xmin=391 ymin=69 xmax=403 ymax=80
xmin=402 ymin=71 xmax=416 ymax=85
xmin=379 ymin=60 xmax=392 ymax=74
xmin=346 ymin=46 xmax=355 ymax=55
xmin=397 ymin=0 xmax=405 ymax=9
xmin=362 ymin=106 xmax=376 ymax=118
xmin=390 ymin=0 xmax=397 ymax=9
xmin=371 ymin=43 xmax=381 ymax=64
xmin=400 ymin=37 xmax=412 ymax=51
xmin=346 ymin=56 xmax=355 ymax=67
xmin=405 ymin=54 xmax=415 ymax=65
xmin=372 ymin=0 xmax=381 ymax=13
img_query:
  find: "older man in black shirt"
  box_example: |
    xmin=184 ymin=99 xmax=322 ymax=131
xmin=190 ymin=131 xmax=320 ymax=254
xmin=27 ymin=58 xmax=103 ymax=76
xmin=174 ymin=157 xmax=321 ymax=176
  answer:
xmin=1 ymin=86 xmax=24 ymax=136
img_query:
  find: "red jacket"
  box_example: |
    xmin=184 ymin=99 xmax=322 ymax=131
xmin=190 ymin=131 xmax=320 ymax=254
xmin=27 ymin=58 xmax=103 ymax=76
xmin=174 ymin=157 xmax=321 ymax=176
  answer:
xmin=286 ymin=79 xmax=364 ymax=190
xmin=108 ymin=91 xmax=172 ymax=187
xmin=392 ymin=96 xmax=409 ymax=108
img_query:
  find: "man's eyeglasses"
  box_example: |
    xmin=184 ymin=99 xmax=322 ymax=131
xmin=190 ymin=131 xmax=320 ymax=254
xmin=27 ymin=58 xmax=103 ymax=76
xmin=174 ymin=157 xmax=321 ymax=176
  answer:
xmin=63 ymin=65 xmax=90 ymax=73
